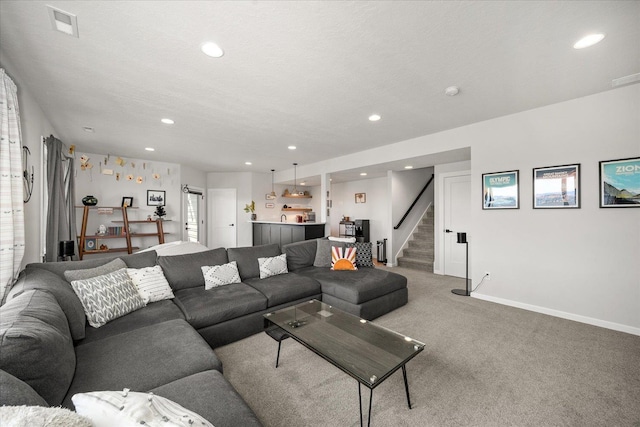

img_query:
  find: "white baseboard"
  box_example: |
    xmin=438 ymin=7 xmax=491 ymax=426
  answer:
xmin=471 ymin=293 xmax=640 ymax=337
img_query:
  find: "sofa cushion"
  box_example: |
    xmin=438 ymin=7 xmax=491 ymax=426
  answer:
xmin=9 ymin=267 xmax=86 ymax=341
xmin=63 ymin=258 xmax=127 ymax=282
xmin=202 ymin=261 xmax=242 ymax=289
xmin=296 ymin=266 xmax=407 ymax=304
xmin=126 ymin=265 xmax=174 ymax=304
xmin=70 ymin=268 xmax=146 ymax=328
xmin=78 ymin=300 xmax=185 ymax=345
xmin=313 ymin=239 xmax=347 ymax=267
xmin=244 ymin=272 xmax=321 ymax=307
xmin=25 ymin=250 xmax=158 ymax=280
xmin=0 ymin=369 xmax=48 ymax=407
xmin=282 ymin=239 xmax=317 ymax=271
xmin=158 ymin=248 xmax=228 ymax=290
xmin=173 ymin=284 xmax=267 ymax=329
xmin=227 ymin=244 xmax=281 ymax=280
xmin=151 ymin=370 xmax=263 ymax=427
xmin=258 ymin=253 xmax=288 ymax=279
xmin=72 ymin=390 xmax=212 ymax=427
xmin=0 ymin=290 xmax=75 ymax=406
xmin=64 ymin=319 xmax=222 ymax=409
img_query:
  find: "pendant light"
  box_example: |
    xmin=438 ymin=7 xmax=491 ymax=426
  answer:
xmin=270 ymin=169 xmax=276 ymax=197
xmin=293 ymin=163 xmax=298 ymax=193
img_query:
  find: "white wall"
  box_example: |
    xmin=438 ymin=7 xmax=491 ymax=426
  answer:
xmin=74 ymin=152 xmax=181 ymax=250
xmin=330 ymin=177 xmax=389 ymax=248
xmin=391 ymin=167 xmax=434 ymax=263
xmin=467 ymin=85 xmax=639 ymax=334
xmin=1 ymin=62 xmax=59 ymax=266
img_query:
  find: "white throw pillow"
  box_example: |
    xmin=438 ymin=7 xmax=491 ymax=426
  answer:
xmin=126 ymin=265 xmax=174 ymax=304
xmin=328 ymin=236 xmax=356 ymax=243
xmin=70 ymin=268 xmax=145 ymax=328
xmin=72 ymin=389 xmax=213 ymax=427
xmin=258 ymin=253 xmax=288 ymax=279
xmin=201 ymin=261 xmax=241 ymax=289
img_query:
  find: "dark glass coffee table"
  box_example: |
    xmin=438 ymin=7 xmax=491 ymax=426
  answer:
xmin=264 ymin=299 xmax=424 ymax=427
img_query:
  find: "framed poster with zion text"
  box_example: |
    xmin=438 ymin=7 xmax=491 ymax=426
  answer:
xmin=599 ymin=157 xmax=640 ymax=208
xmin=482 ymin=170 xmax=519 ymax=209
xmin=533 ymin=164 xmax=580 ymax=209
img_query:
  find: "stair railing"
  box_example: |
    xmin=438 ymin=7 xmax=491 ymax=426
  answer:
xmin=393 ymin=174 xmax=434 ymax=230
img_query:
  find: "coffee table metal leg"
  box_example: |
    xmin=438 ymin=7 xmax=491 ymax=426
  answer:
xmin=358 ymin=382 xmax=374 ymax=427
xmin=276 ymin=341 xmax=282 ymax=368
xmin=402 ymin=365 xmax=411 ymax=409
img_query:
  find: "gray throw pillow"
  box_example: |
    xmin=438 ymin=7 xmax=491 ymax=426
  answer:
xmin=64 ymin=258 xmax=127 ymax=282
xmin=313 ymin=240 xmax=346 ymax=268
xmin=347 ymin=242 xmax=375 ymax=268
xmin=70 ymin=268 xmax=145 ymax=328
xmin=0 ymin=290 xmax=75 ymax=406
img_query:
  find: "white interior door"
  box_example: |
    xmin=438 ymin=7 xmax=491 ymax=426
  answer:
xmin=182 ymin=187 xmax=204 ymax=243
xmin=444 ymin=174 xmax=471 ymax=278
xmin=207 ymin=188 xmax=237 ymax=249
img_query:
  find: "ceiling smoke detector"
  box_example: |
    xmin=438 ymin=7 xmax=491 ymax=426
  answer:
xmin=47 ymin=6 xmax=79 ymax=37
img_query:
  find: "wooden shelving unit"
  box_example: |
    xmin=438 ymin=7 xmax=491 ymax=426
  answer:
xmin=77 ymin=206 xmax=168 ymax=259
xmin=281 ymin=207 xmax=312 ymax=212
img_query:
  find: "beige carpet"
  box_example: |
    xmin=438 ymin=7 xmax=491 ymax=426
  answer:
xmin=216 ymin=267 xmax=640 ymax=426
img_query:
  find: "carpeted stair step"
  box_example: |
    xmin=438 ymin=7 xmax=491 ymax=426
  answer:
xmin=416 ymin=224 xmax=434 ymax=233
xmin=397 ymin=256 xmax=433 ymax=272
xmin=402 ymin=247 xmax=434 ymax=259
xmin=408 ymin=236 xmax=434 ymax=250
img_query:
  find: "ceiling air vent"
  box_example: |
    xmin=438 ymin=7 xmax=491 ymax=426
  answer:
xmin=611 ymin=73 xmax=640 ymax=88
xmin=47 ymin=5 xmax=79 ymax=37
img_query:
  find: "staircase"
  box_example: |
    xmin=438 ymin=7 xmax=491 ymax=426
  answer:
xmin=397 ymin=209 xmax=434 ymax=272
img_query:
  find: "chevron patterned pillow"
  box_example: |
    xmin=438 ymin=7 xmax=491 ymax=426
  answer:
xmin=70 ymin=268 xmax=145 ymax=328
xmin=258 ymin=254 xmax=288 ymax=279
xmin=201 ymin=261 xmax=241 ymax=289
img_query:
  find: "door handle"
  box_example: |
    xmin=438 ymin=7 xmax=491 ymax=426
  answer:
xmin=229 ymin=224 xmax=235 ymax=227
xmin=445 ymin=229 xmax=453 ymax=233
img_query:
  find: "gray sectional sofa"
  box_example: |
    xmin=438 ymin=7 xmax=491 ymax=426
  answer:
xmin=0 ymin=239 xmax=407 ymax=425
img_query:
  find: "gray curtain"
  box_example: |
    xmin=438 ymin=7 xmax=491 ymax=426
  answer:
xmin=45 ymin=135 xmax=77 ymax=262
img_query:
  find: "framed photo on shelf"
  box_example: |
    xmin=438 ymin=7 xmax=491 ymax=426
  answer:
xmin=482 ymin=170 xmax=519 ymax=209
xmin=121 ymin=196 xmax=133 ymax=208
xmin=265 ymin=203 xmax=275 ymax=208
xmin=355 ymin=193 xmax=366 ymax=204
xmin=147 ymin=190 xmax=165 ymax=206
xmin=533 ymin=164 xmax=580 ymax=209
xmin=266 ymin=193 xmax=276 ymax=200
xmin=599 ymin=157 xmax=640 ymax=208
xmin=84 ymin=238 xmax=97 ymax=251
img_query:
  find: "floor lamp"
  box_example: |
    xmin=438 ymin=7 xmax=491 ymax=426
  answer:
xmin=451 ymin=232 xmax=470 ymax=296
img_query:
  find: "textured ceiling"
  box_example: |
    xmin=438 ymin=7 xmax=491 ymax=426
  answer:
xmin=1 ymin=1 xmax=638 ymax=177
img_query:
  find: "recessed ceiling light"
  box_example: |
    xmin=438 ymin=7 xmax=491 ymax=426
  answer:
xmin=145 ymin=147 xmax=155 ymax=152
xmin=201 ymin=42 xmax=224 ymax=58
xmin=368 ymin=114 xmax=381 ymax=122
xmin=161 ymin=118 xmax=174 ymax=125
xmin=573 ymin=33 xmax=605 ymax=49
xmin=360 ymin=172 xmax=367 ymax=176
xmin=300 ymin=182 xmax=306 ymax=186
xmin=245 ymin=162 xmax=252 ymax=165
xmin=82 ymin=126 xmax=94 ymax=133
xmin=288 ymin=146 xmax=297 ymax=150
xmin=404 ymin=166 xmax=413 ymax=169
xmin=445 ymin=86 xmax=460 ymax=96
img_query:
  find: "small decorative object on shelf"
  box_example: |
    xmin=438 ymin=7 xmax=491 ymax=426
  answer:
xmin=244 ymin=201 xmax=256 ymax=221
xmin=99 ymin=244 xmax=109 ymax=251
xmin=97 ymin=224 xmax=106 ymax=235
xmin=154 ymin=205 xmax=167 ymax=219
xmin=82 ymin=195 xmax=98 ymax=206
xmin=121 ymin=196 xmax=133 ymax=208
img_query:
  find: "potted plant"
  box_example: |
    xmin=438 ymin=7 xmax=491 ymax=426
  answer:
xmin=154 ymin=205 xmax=167 ymax=220
xmin=244 ymin=201 xmax=256 ymax=220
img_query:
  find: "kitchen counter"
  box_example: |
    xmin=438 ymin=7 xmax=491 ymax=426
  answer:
xmin=252 ymin=222 xmax=326 ymax=246
xmin=250 ymin=220 xmax=326 ymax=226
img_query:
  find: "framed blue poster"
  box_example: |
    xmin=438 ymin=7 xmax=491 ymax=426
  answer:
xmin=533 ymin=164 xmax=580 ymax=209
xmin=599 ymin=157 xmax=640 ymax=208
xmin=482 ymin=170 xmax=519 ymax=209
